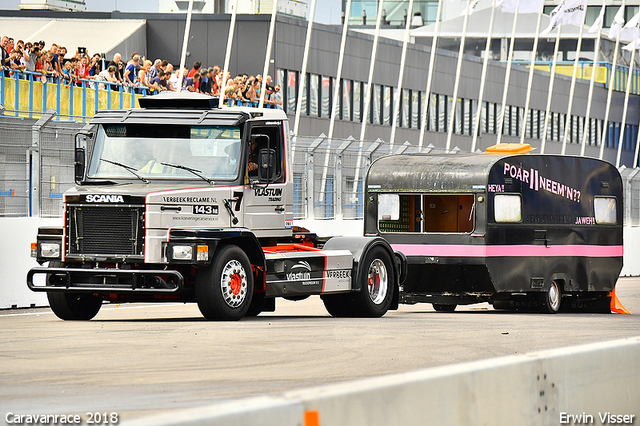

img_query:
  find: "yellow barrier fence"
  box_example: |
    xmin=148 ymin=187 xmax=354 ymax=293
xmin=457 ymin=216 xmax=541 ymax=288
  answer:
xmin=1 ymin=75 xmax=144 ymax=118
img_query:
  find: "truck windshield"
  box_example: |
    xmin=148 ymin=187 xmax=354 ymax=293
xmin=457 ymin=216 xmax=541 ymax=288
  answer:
xmin=87 ymin=124 xmax=243 ymax=181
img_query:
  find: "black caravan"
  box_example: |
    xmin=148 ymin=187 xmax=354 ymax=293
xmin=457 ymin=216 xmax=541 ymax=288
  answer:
xmin=364 ymin=145 xmax=623 ymax=313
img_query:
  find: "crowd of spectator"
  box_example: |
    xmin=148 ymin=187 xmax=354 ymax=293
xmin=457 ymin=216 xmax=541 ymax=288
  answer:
xmin=1 ymin=35 xmax=282 ymax=108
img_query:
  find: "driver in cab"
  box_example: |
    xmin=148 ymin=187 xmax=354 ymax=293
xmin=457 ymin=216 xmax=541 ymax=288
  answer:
xmin=140 ymin=143 xmax=171 ymax=174
xmin=247 ymin=138 xmax=258 ymax=177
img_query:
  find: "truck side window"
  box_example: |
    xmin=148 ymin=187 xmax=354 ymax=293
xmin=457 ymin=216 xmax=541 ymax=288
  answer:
xmin=594 ymin=197 xmax=617 ymax=224
xmin=494 ymin=194 xmax=522 ymax=223
xmin=249 ymin=126 xmax=284 ymax=183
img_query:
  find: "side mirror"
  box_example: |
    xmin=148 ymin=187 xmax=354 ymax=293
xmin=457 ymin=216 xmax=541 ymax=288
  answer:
xmin=258 ymin=148 xmax=276 ymax=182
xmin=74 ymin=147 xmax=85 ymax=184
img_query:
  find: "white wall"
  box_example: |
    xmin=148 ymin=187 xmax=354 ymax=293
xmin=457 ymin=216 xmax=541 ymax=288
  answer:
xmin=1 ymin=217 xmax=638 ymax=309
xmin=622 ymin=227 xmax=640 ymax=276
xmin=0 ymin=217 xmax=60 ymax=309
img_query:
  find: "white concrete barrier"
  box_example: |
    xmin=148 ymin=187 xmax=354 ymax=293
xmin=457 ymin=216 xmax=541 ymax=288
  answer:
xmin=0 ymin=217 xmax=60 ymax=309
xmin=124 ymin=336 xmax=640 ymax=426
xmin=622 ymin=227 xmax=640 ymax=276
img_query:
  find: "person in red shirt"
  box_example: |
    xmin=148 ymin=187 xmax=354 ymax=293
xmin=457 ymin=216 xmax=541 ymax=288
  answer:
xmin=187 ymin=61 xmax=201 ymax=78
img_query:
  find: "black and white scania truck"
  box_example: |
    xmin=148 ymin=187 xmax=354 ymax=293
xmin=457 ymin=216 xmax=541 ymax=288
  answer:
xmin=27 ymin=92 xmax=404 ymax=321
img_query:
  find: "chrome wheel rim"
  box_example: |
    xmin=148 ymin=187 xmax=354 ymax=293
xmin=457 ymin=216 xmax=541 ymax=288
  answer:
xmin=220 ymin=260 xmax=248 ymax=308
xmin=367 ymin=259 xmax=388 ymax=305
xmin=548 ymin=281 xmax=560 ymax=312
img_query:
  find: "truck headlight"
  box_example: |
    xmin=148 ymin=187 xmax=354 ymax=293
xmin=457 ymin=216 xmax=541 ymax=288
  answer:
xmin=172 ymin=245 xmax=193 ymax=261
xmin=40 ymin=242 xmax=61 ymax=258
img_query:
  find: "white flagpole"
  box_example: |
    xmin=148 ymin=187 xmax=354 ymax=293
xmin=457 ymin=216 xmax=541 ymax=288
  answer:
xmin=495 ymin=5 xmax=520 ymax=145
xmin=561 ymin=11 xmax=587 ymax=154
xmin=259 ymin=0 xmax=279 ymax=108
xmin=445 ymin=0 xmax=472 ymax=151
xmin=471 ymin=0 xmax=497 ymax=152
xmin=291 ymin=0 xmax=318 ymax=159
xmin=389 ymin=0 xmax=415 ymax=152
xmin=418 ymin=0 xmax=444 ymax=150
xmin=616 ymin=41 xmax=637 ymax=167
xmin=321 ymin=0 xmax=352 ymax=205
xmin=580 ymin=4 xmax=605 ymax=157
xmin=519 ymin=11 xmax=543 ymax=144
xmin=328 ymin=0 xmax=352 ymax=141
xmin=219 ymin=0 xmax=239 ymax=107
xmin=358 ymin=0 xmax=385 ymax=143
xmin=352 ymin=0 xmax=385 ymax=202
xmin=177 ymin=0 xmax=195 ymax=91
xmin=634 ymin=106 xmax=640 ymax=167
xmin=540 ymin=23 xmax=563 ymax=154
xmin=600 ymin=0 xmax=627 ymax=160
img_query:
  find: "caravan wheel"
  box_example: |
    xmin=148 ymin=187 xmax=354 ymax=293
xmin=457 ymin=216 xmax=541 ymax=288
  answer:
xmin=539 ymin=281 xmax=561 ymax=314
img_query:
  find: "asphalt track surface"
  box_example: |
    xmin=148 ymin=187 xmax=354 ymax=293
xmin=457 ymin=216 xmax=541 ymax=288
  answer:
xmin=2 ymin=278 xmax=640 ymax=424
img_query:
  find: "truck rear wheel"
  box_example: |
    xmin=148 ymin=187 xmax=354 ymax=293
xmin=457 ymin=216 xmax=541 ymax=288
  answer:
xmin=353 ymin=246 xmax=395 ymax=317
xmin=46 ymin=261 xmax=102 ymax=320
xmin=195 ymin=245 xmax=254 ymax=320
xmin=321 ymin=293 xmax=355 ymax=317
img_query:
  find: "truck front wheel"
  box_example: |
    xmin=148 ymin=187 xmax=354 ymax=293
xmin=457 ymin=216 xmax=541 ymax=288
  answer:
xmin=46 ymin=261 xmax=102 ymax=320
xmin=195 ymin=245 xmax=254 ymax=320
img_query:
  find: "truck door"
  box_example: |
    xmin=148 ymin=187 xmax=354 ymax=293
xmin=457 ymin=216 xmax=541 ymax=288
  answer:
xmin=242 ymin=124 xmax=290 ymax=234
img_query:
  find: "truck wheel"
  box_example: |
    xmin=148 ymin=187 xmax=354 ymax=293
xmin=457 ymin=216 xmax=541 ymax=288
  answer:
xmin=195 ymin=245 xmax=253 ymax=320
xmin=245 ymin=294 xmax=265 ymax=317
xmin=353 ymin=246 xmax=395 ymax=317
xmin=47 ymin=292 xmax=103 ymax=320
xmin=539 ymin=280 xmax=561 ymax=314
xmin=321 ymin=294 xmax=354 ymax=317
xmin=433 ymin=304 xmax=457 ymax=312
xmin=46 ymin=261 xmax=102 ymax=320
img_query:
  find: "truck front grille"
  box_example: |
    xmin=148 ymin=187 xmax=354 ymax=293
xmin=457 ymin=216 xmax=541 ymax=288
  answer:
xmin=67 ymin=205 xmax=145 ymax=256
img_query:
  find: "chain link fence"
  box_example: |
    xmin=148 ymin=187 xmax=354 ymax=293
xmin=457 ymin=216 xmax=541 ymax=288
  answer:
xmin=3 ymin=110 xmax=640 ymax=226
xmin=291 ymin=134 xmax=451 ymax=220
xmin=0 ymin=112 xmax=82 ymax=217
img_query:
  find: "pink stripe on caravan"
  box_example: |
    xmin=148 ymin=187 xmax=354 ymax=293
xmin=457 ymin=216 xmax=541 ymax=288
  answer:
xmin=390 ymin=244 xmax=623 ymax=258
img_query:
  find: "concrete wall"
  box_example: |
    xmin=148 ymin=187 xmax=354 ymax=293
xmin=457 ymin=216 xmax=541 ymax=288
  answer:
xmin=3 ymin=217 xmax=638 ymax=309
xmin=123 ymin=336 xmax=640 ymax=426
xmin=0 ymin=217 xmax=60 ymax=309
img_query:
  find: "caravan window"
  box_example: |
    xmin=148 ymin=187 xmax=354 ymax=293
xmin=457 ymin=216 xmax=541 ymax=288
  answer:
xmin=594 ymin=197 xmax=617 ymax=224
xmin=378 ymin=194 xmax=400 ymax=221
xmin=378 ymin=193 xmax=475 ymax=233
xmin=494 ymin=194 xmax=522 ymax=223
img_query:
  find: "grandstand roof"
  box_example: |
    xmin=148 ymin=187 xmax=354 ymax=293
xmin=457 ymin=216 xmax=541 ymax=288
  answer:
xmin=411 ymin=7 xmax=608 ymax=40
xmin=0 ymin=16 xmax=146 ymax=57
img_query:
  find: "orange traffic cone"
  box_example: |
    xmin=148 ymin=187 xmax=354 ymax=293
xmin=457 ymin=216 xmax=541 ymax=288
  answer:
xmin=304 ymin=411 xmax=320 ymax=426
xmin=609 ymin=288 xmax=631 ymax=315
